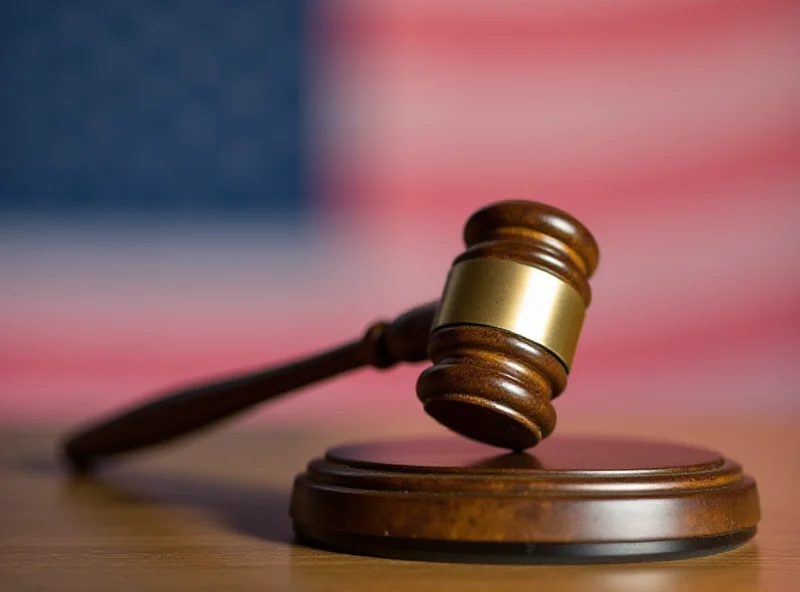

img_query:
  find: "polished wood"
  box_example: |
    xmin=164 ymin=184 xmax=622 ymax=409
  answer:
xmin=61 ymin=302 xmax=437 ymax=472
xmin=291 ymin=435 xmax=759 ymax=562
xmin=1 ymin=419 xmax=796 ymax=590
xmin=418 ymin=201 xmax=599 ymax=450
xmin=60 ymin=199 xmax=601 ymax=470
xmin=460 ymin=200 xmax=599 ymax=302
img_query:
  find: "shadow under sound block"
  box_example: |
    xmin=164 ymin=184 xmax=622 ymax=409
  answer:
xmin=290 ymin=435 xmax=760 ymax=564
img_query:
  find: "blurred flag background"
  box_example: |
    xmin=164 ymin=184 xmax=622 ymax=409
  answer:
xmin=2 ymin=0 xmax=799 ymax=432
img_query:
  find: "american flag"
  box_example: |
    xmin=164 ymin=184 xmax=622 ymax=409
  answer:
xmin=2 ymin=0 xmax=798 ymax=430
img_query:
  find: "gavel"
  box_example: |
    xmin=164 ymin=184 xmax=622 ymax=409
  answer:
xmin=62 ymin=200 xmax=598 ymax=472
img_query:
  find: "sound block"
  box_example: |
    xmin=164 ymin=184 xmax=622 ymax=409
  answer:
xmin=290 ymin=436 xmax=760 ymax=564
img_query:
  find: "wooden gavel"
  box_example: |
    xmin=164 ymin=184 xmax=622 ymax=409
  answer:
xmin=62 ymin=201 xmax=598 ymax=472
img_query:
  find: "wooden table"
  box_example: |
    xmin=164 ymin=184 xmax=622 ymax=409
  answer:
xmin=1 ymin=418 xmax=798 ymax=591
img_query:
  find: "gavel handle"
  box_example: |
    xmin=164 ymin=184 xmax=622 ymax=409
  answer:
xmin=61 ymin=302 xmax=438 ymax=473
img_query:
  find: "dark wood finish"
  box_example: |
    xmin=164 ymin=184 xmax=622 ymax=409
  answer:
xmin=417 ymin=325 xmax=567 ymax=450
xmin=291 ymin=435 xmax=760 ymax=563
xmin=461 ymin=200 xmax=599 ymax=302
xmin=417 ymin=201 xmax=599 ymax=450
xmin=61 ymin=302 xmax=438 ymax=472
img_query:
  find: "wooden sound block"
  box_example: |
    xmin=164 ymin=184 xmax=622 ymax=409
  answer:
xmin=290 ymin=436 xmax=760 ymax=564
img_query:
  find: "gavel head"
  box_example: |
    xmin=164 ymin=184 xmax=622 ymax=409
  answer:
xmin=416 ymin=201 xmax=599 ymax=450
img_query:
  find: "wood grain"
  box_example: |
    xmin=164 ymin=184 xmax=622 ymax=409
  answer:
xmin=291 ymin=435 xmax=759 ymax=557
xmin=419 ymin=200 xmax=599 ymax=450
xmin=1 ymin=417 xmax=798 ymax=591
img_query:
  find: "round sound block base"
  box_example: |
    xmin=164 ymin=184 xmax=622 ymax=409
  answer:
xmin=290 ymin=436 xmax=760 ymax=564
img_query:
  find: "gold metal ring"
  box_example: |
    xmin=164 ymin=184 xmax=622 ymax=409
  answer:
xmin=433 ymin=258 xmax=586 ymax=369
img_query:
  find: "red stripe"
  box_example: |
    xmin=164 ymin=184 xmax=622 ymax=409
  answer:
xmin=317 ymin=0 xmax=797 ymax=58
xmin=578 ymin=299 xmax=800 ymax=373
xmin=2 ymin=293 xmax=797 ymax=380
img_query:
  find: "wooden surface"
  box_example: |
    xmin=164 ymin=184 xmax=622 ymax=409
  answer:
xmin=1 ymin=418 xmax=798 ymax=591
